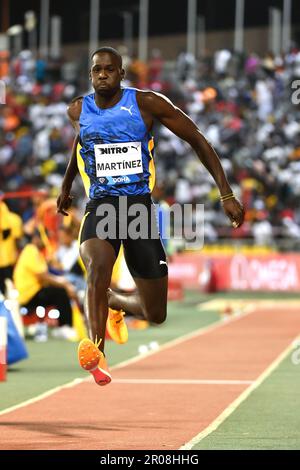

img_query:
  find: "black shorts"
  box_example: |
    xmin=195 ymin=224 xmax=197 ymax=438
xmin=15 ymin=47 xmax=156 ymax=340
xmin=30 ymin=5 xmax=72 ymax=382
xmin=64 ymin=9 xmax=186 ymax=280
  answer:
xmin=79 ymin=194 xmax=168 ymax=279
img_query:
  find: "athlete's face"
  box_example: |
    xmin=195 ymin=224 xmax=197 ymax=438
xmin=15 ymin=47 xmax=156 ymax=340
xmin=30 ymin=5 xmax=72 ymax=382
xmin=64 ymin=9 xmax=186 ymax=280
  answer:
xmin=90 ymin=53 xmax=124 ymax=95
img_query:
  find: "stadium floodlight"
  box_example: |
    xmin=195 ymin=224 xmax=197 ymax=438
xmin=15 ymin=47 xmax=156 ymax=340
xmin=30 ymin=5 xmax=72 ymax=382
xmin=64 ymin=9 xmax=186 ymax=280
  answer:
xmin=187 ymin=0 xmax=197 ymax=57
xmin=7 ymin=24 xmax=23 ymax=57
xmin=138 ymin=0 xmax=149 ymax=63
xmin=24 ymin=11 xmax=36 ymax=32
xmin=0 ymin=33 xmax=8 ymax=52
xmin=7 ymin=25 xmax=23 ymax=36
xmin=197 ymin=15 xmax=206 ymax=58
xmin=282 ymin=0 xmax=292 ymax=52
xmin=269 ymin=7 xmax=281 ymax=56
xmin=50 ymin=16 xmax=61 ymax=59
xmin=234 ymin=0 xmax=245 ymax=53
xmin=39 ymin=0 xmax=50 ymax=58
xmin=25 ymin=11 xmax=37 ymax=55
xmin=89 ymin=0 xmax=100 ymax=59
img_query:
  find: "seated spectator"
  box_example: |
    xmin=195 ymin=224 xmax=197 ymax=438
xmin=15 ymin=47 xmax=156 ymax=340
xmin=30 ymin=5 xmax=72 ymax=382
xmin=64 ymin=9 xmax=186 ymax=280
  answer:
xmin=13 ymin=227 xmax=78 ymax=340
xmin=52 ymin=225 xmax=85 ymax=295
xmin=0 ymin=201 xmax=23 ymax=295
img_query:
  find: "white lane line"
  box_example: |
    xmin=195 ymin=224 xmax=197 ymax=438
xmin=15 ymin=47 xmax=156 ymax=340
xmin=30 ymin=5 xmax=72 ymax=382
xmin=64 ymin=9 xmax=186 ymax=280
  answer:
xmin=0 ymin=307 xmax=254 ymax=417
xmin=0 ymin=378 xmax=85 ymax=417
xmin=179 ymin=339 xmax=296 ymax=450
xmin=112 ymin=379 xmax=254 ymax=385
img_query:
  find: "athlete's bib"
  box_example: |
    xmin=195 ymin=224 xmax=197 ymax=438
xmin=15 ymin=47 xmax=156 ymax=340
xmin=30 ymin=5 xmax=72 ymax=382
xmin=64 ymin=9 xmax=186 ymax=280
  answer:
xmin=94 ymin=141 xmax=143 ymax=186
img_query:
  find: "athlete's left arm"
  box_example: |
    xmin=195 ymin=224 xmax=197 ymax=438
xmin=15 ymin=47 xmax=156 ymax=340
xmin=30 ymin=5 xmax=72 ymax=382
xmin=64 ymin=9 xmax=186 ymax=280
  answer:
xmin=140 ymin=91 xmax=245 ymax=227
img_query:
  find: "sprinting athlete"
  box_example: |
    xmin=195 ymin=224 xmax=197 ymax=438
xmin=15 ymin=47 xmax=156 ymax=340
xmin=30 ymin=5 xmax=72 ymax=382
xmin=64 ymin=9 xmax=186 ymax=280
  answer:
xmin=57 ymin=47 xmax=244 ymax=386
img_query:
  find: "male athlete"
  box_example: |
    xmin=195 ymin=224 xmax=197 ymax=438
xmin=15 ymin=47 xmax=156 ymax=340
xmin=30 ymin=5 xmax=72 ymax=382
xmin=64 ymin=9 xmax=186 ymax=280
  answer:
xmin=57 ymin=47 xmax=244 ymax=386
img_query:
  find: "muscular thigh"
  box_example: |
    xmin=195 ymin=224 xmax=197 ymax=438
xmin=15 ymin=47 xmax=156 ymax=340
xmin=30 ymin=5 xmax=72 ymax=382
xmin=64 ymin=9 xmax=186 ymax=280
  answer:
xmin=79 ymin=210 xmax=121 ymax=259
xmin=80 ymin=238 xmax=120 ymax=286
xmin=123 ymin=236 xmax=168 ymax=314
xmin=79 ymin=200 xmax=122 ymax=278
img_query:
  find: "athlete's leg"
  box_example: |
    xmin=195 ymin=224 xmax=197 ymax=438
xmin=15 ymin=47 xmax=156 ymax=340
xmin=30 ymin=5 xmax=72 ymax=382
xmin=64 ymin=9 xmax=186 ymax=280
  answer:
xmin=106 ymin=194 xmax=168 ymax=326
xmin=108 ymin=288 xmax=144 ymax=318
xmin=80 ymin=238 xmax=118 ymax=352
xmin=108 ymin=275 xmax=168 ymax=324
xmin=108 ymin=226 xmax=168 ymax=324
xmin=134 ymin=275 xmax=168 ymax=324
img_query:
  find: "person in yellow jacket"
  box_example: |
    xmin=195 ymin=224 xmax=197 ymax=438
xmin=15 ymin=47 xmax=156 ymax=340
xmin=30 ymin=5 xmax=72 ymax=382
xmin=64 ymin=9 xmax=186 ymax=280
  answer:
xmin=13 ymin=228 xmax=78 ymax=339
xmin=0 ymin=201 xmax=23 ymax=295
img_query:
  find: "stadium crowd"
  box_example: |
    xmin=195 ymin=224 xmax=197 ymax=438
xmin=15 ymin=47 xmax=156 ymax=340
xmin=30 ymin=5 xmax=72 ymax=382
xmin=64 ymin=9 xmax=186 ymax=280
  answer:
xmin=1 ymin=45 xmax=300 ymax=337
xmin=1 ymin=46 xmax=300 ymax=246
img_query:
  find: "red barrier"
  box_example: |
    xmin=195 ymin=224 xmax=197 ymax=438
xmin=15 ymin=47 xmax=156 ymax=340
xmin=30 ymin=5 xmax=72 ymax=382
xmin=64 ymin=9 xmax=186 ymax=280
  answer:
xmin=0 ymin=190 xmax=48 ymax=200
xmin=0 ymin=317 xmax=7 ymax=382
xmin=168 ymin=252 xmax=300 ymax=292
xmin=167 ymin=280 xmax=184 ymax=301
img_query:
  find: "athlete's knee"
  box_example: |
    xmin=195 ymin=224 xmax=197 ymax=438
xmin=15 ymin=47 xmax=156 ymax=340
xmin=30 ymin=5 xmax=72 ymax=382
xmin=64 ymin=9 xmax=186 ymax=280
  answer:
xmin=145 ymin=305 xmax=167 ymax=325
xmin=151 ymin=315 xmax=166 ymax=325
xmin=85 ymin=260 xmax=111 ymax=291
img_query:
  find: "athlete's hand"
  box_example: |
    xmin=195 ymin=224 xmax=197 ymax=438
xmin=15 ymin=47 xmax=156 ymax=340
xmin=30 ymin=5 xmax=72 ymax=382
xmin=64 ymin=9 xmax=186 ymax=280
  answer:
xmin=221 ymin=197 xmax=245 ymax=228
xmin=57 ymin=190 xmax=73 ymax=216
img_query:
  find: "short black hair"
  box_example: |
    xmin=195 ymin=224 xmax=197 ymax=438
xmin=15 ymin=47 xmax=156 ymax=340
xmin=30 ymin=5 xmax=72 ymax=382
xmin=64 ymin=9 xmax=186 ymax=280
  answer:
xmin=91 ymin=47 xmax=122 ymax=67
xmin=70 ymin=95 xmax=83 ymax=104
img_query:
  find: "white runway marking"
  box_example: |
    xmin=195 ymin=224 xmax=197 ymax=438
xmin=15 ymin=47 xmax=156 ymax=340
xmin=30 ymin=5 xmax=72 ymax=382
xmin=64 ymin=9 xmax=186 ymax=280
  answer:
xmin=180 ymin=340 xmax=296 ymax=450
xmin=0 ymin=306 xmax=254 ymax=417
xmin=112 ymin=378 xmax=254 ymax=385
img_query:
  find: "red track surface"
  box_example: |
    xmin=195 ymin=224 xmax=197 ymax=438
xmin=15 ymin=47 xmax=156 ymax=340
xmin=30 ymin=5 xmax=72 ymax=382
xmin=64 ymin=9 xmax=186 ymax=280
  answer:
xmin=1 ymin=307 xmax=300 ymax=450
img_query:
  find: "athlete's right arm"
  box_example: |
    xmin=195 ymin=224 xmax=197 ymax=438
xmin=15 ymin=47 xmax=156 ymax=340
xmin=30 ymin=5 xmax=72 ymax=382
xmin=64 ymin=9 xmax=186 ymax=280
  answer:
xmin=57 ymin=97 xmax=82 ymax=216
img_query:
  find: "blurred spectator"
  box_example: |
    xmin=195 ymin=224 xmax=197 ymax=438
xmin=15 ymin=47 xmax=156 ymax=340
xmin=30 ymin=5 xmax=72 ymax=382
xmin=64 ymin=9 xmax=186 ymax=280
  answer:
xmin=255 ymin=74 xmax=274 ymax=121
xmin=13 ymin=228 xmax=78 ymax=340
xmin=214 ymin=49 xmax=232 ymax=76
xmin=252 ymin=212 xmax=273 ymax=246
xmin=1 ymin=44 xmax=300 ymax=253
xmin=117 ymin=45 xmax=132 ymax=75
xmin=0 ymin=201 xmax=23 ymax=294
xmin=149 ymin=48 xmax=164 ymax=81
xmin=52 ymin=225 xmax=85 ymax=295
xmin=127 ymin=53 xmax=148 ymax=88
xmin=176 ymin=51 xmax=196 ymax=81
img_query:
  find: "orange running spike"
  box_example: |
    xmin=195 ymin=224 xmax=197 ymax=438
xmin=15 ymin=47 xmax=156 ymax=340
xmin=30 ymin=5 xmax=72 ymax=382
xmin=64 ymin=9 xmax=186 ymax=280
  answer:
xmin=106 ymin=308 xmax=128 ymax=344
xmin=78 ymin=338 xmax=111 ymax=386
xmin=90 ymin=355 xmax=112 ymax=386
xmin=78 ymin=338 xmax=102 ymax=371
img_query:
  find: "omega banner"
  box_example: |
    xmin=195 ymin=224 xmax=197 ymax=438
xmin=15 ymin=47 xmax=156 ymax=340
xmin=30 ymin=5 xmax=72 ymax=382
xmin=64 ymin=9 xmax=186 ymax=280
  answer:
xmin=168 ymin=253 xmax=300 ymax=292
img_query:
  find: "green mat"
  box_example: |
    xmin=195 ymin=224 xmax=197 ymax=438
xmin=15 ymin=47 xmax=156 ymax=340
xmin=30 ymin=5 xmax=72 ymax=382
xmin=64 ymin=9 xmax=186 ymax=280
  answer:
xmin=193 ymin=353 xmax=300 ymax=450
